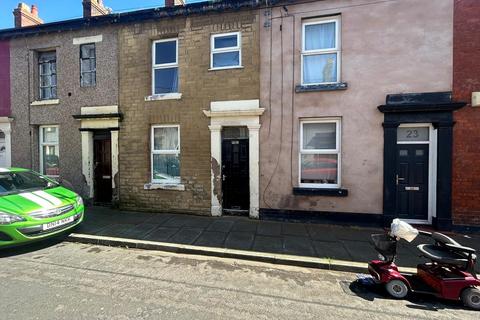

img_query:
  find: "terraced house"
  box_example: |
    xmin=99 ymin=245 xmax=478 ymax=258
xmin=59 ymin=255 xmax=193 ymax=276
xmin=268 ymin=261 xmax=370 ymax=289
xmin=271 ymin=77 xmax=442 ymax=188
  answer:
xmin=259 ymin=0 xmax=467 ymax=230
xmin=118 ymin=0 xmax=262 ymax=217
xmin=0 ymin=1 xmax=120 ymax=203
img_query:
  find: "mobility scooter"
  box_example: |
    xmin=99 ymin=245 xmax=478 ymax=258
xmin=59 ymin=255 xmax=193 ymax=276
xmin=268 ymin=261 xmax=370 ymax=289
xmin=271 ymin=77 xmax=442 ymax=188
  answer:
xmin=368 ymin=219 xmax=480 ymax=310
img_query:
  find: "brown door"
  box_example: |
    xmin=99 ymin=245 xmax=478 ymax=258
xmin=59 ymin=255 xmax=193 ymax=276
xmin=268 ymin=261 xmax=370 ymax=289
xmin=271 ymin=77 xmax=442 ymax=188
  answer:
xmin=93 ymin=131 xmax=112 ymax=204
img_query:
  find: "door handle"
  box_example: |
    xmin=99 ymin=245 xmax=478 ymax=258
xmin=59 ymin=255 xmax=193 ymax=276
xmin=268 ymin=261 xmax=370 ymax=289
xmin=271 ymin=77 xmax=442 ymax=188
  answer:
xmin=396 ymin=175 xmax=405 ymax=185
xmin=222 ymin=174 xmax=226 ymax=181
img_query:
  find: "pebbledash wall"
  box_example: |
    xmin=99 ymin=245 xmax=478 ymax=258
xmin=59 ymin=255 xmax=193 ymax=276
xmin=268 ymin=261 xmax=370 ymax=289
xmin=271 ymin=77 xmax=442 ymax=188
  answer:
xmin=8 ymin=26 xmax=118 ymax=199
xmin=259 ymin=0 xmax=454 ymax=221
xmin=118 ymin=9 xmax=260 ymax=214
xmin=452 ymin=0 xmax=480 ymax=227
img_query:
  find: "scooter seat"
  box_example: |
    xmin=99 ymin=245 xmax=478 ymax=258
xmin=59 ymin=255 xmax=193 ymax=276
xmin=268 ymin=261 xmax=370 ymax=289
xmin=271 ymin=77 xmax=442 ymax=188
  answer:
xmin=417 ymin=244 xmax=475 ymax=267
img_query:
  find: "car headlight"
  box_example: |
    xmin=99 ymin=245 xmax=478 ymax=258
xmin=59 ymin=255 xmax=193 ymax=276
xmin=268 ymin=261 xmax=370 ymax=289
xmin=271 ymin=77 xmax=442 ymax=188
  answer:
xmin=76 ymin=196 xmax=84 ymax=208
xmin=0 ymin=212 xmax=26 ymax=225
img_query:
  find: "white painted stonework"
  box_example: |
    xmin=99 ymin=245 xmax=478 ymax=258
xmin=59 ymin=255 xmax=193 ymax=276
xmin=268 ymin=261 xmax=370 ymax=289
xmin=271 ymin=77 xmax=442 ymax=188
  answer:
xmin=204 ymin=99 xmax=264 ymax=219
xmin=0 ymin=117 xmax=12 ymax=168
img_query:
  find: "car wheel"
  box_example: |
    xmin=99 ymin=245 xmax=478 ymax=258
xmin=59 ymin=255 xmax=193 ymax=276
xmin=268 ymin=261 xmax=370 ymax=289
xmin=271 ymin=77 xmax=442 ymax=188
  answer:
xmin=461 ymin=287 xmax=480 ymax=310
xmin=385 ymin=280 xmax=409 ymax=299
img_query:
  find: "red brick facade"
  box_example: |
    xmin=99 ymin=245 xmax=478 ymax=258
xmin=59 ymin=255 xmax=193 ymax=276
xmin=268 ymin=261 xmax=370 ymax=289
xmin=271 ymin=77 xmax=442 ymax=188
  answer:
xmin=452 ymin=0 xmax=480 ymax=226
xmin=0 ymin=41 xmax=10 ymax=117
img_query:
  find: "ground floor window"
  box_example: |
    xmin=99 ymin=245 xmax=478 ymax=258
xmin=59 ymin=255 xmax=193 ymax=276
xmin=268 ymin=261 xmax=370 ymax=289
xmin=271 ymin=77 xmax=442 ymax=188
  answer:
xmin=39 ymin=125 xmax=59 ymax=177
xmin=151 ymin=125 xmax=180 ymax=184
xmin=299 ymin=118 xmax=341 ymax=188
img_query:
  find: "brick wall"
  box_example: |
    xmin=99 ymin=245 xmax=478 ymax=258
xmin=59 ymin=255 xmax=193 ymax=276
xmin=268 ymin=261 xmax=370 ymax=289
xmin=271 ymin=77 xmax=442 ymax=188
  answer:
xmin=452 ymin=0 xmax=480 ymax=226
xmin=118 ymin=11 xmax=260 ymax=214
xmin=0 ymin=41 xmax=10 ymax=117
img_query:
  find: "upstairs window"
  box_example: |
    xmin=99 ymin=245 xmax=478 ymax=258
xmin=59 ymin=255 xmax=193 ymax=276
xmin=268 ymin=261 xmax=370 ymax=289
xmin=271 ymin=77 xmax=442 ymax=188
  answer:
xmin=302 ymin=17 xmax=340 ymax=85
xmin=300 ymin=119 xmax=341 ymax=188
xmin=38 ymin=51 xmax=57 ymax=100
xmin=151 ymin=125 xmax=180 ymax=184
xmin=152 ymin=39 xmax=178 ymax=95
xmin=211 ymin=32 xmax=242 ymax=69
xmin=80 ymin=43 xmax=96 ymax=87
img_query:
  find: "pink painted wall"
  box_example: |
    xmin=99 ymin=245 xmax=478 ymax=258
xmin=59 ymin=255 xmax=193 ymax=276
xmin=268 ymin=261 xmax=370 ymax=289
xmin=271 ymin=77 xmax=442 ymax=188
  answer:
xmin=259 ymin=0 xmax=454 ymax=215
xmin=0 ymin=40 xmax=10 ymax=117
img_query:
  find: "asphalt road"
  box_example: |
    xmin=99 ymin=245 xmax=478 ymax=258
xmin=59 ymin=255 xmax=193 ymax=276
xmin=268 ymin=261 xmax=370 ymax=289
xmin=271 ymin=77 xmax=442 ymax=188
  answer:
xmin=0 ymin=240 xmax=478 ymax=320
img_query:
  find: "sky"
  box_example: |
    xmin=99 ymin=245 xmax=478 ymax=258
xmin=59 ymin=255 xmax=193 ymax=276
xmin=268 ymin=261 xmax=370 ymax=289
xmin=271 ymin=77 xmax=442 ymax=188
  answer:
xmin=0 ymin=0 xmax=204 ymax=30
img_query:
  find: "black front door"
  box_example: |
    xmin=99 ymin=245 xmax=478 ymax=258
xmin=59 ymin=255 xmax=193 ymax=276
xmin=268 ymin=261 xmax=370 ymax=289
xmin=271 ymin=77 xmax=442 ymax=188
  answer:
xmin=93 ymin=131 xmax=112 ymax=204
xmin=396 ymin=144 xmax=429 ymax=220
xmin=222 ymin=138 xmax=249 ymax=213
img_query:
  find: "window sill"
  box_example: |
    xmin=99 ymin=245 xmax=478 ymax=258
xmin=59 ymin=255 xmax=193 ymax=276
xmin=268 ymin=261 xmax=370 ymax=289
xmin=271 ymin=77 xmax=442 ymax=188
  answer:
xmin=145 ymin=93 xmax=182 ymax=101
xmin=31 ymin=99 xmax=60 ymax=106
xmin=295 ymin=82 xmax=348 ymax=93
xmin=293 ymin=187 xmax=348 ymax=197
xmin=144 ymin=183 xmax=185 ymax=191
xmin=208 ymin=66 xmax=244 ymax=71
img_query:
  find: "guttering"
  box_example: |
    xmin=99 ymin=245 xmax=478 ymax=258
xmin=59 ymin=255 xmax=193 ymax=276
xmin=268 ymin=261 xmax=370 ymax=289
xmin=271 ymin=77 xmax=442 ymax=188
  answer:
xmin=0 ymin=0 xmax=265 ymax=40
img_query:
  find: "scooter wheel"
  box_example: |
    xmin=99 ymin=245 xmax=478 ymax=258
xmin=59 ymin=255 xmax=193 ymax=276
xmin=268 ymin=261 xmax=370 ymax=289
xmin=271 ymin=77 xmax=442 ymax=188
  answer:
xmin=385 ymin=280 xmax=409 ymax=299
xmin=461 ymin=287 xmax=480 ymax=310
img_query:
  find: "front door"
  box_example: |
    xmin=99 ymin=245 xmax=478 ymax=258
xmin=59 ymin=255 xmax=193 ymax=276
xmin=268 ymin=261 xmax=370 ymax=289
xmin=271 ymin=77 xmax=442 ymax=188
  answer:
xmin=395 ymin=144 xmax=429 ymax=221
xmin=93 ymin=131 xmax=112 ymax=204
xmin=222 ymin=135 xmax=249 ymax=214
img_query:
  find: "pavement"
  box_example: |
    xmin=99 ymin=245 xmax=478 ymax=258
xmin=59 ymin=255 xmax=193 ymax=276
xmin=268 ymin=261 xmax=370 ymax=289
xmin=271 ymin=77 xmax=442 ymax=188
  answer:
xmin=69 ymin=206 xmax=480 ymax=273
xmin=1 ymin=241 xmax=478 ymax=319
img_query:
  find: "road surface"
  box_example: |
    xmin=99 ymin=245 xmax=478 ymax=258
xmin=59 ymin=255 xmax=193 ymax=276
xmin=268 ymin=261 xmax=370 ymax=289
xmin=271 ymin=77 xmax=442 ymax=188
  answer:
xmin=0 ymin=240 xmax=478 ymax=319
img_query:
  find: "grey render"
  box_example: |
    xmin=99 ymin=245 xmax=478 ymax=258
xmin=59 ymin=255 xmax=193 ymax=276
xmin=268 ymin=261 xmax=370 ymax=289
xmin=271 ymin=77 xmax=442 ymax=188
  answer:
xmin=10 ymin=26 xmax=118 ymax=198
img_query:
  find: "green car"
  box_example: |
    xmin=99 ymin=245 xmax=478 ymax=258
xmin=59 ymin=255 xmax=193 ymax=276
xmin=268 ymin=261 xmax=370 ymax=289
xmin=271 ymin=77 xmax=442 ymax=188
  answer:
xmin=0 ymin=168 xmax=84 ymax=248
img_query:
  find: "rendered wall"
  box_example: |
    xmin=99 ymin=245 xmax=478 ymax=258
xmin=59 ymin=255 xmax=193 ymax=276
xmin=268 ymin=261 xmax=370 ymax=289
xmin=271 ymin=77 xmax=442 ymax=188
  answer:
xmin=259 ymin=0 xmax=454 ymax=215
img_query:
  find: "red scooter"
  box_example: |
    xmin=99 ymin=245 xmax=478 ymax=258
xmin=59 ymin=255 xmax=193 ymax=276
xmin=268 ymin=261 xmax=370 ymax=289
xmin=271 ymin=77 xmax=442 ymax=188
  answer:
xmin=367 ymin=219 xmax=480 ymax=310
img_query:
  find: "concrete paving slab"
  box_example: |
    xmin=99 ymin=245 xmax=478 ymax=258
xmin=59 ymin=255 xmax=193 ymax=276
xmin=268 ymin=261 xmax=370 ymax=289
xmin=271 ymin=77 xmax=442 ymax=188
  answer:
xmin=94 ymin=223 xmax=136 ymax=237
xmin=231 ymin=220 xmax=258 ymax=233
xmin=283 ymin=236 xmax=316 ymax=257
xmin=161 ymin=216 xmax=192 ymax=228
xmin=182 ymin=216 xmax=213 ymax=229
xmin=207 ymin=220 xmax=235 ymax=232
xmin=194 ymin=231 xmax=228 ymax=248
xmin=144 ymin=213 xmax=176 ymax=225
xmin=307 ymin=224 xmax=339 ymax=242
xmin=224 ymin=232 xmax=255 ymax=251
xmin=142 ymin=226 xmax=179 ymax=241
xmin=252 ymin=235 xmax=283 ymax=254
xmin=342 ymin=240 xmax=378 ymax=262
xmin=281 ymin=223 xmax=308 ymax=237
xmin=118 ymin=223 xmax=159 ymax=239
xmin=169 ymin=228 xmax=203 ymax=245
xmin=312 ymin=240 xmax=352 ymax=261
xmin=257 ymin=222 xmax=282 ymax=236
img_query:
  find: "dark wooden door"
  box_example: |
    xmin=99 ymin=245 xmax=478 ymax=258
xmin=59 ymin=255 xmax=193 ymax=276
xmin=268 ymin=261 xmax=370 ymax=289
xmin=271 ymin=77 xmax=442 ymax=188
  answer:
xmin=222 ymin=138 xmax=249 ymax=212
xmin=94 ymin=132 xmax=112 ymax=204
xmin=396 ymin=144 xmax=429 ymax=220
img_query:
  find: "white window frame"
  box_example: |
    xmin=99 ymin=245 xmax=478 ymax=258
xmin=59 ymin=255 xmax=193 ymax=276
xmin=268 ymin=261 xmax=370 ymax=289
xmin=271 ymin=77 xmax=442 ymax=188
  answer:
xmin=299 ymin=118 xmax=341 ymax=188
xmin=39 ymin=125 xmax=59 ymax=177
xmin=210 ymin=32 xmax=242 ymax=70
xmin=151 ymin=124 xmax=181 ymax=184
xmin=301 ymin=16 xmax=341 ymax=86
xmin=151 ymin=38 xmax=179 ymax=96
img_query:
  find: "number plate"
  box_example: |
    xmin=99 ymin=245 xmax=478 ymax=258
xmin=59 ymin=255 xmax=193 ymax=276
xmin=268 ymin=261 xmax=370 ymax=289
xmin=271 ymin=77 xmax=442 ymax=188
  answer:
xmin=42 ymin=216 xmax=74 ymax=231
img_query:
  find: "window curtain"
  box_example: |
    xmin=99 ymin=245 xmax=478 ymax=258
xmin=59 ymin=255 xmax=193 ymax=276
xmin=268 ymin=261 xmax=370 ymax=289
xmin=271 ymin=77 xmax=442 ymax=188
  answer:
xmin=154 ymin=127 xmax=178 ymax=151
xmin=303 ymin=54 xmax=337 ymax=84
xmin=303 ymin=123 xmax=336 ymax=150
xmin=305 ymin=22 xmax=336 ymax=50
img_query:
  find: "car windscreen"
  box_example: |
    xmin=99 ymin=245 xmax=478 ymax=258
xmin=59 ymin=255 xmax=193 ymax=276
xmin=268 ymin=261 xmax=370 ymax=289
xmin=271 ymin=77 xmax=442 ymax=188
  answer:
xmin=0 ymin=171 xmax=58 ymax=196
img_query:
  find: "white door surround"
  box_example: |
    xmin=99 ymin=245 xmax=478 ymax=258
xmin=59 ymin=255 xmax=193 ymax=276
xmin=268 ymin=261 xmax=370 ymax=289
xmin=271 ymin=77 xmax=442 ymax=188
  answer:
xmin=203 ymin=99 xmax=264 ymax=219
xmin=0 ymin=117 xmax=12 ymax=168
xmin=74 ymin=106 xmax=120 ymax=200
